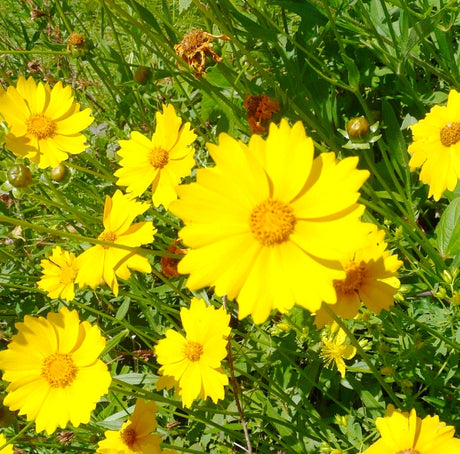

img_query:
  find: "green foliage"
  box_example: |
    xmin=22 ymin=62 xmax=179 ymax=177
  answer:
xmin=0 ymin=0 xmax=460 ymax=453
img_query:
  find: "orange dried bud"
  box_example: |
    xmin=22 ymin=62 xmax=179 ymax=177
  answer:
xmin=67 ymin=32 xmax=91 ymax=57
xmin=244 ymin=94 xmax=280 ymax=134
xmin=174 ymin=29 xmax=229 ymax=78
xmin=161 ymin=240 xmax=187 ymax=278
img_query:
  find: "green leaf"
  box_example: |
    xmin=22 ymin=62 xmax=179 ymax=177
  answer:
xmin=116 ymin=297 xmax=131 ymax=320
xmin=179 ymin=0 xmax=192 ymax=12
xmin=435 ymin=197 xmax=460 ymax=258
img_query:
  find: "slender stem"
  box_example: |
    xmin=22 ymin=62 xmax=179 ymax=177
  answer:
xmin=222 ymin=296 xmax=252 ymax=454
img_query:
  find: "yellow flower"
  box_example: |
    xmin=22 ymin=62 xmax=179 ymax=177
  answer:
xmin=408 ymin=89 xmax=460 ymax=200
xmin=0 ymin=434 xmax=13 ymax=454
xmin=170 ymin=120 xmax=370 ymax=323
xmin=115 ymin=104 xmax=196 ymax=208
xmin=362 ymin=404 xmax=460 ymax=453
xmin=0 ymin=76 xmax=93 ymax=168
xmin=37 ymin=246 xmax=80 ymax=301
xmin=0 ymin=307 xmax=111 ymax=434
xmin=75 ymin=190 xmax=156 ymax=296
xmin=314 ymin=227 xmax=402 ymax=327
xmin=320 ymin=326 xmax=356 ymax=378
xmin=155 ymin=298 xmax=230 ymax=408
xmin=97 ymin=399 xmax=162 ymax=454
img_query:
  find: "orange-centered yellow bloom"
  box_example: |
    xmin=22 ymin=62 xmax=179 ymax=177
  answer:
xmin=97 ymin=399 xmax=162 ymax=454
xmin=0 ymin=307 xmax=111 ymax=434
xmin=0 ymin=76 xmax=93 ymax=168
xmin=75 ymin=190 xmax=156 ymax=296
xmin=37 ymin=246 xmax=80 ymax=301
xmin=115 ymin=104 xmax=196 ymax=208
xmin=314 ymin=227 xmax=402 ymax=327
xmin=408 ymin=89 xmax=460 ymax=200
xmin=155 ymin=298 xmax=230 ymax=408
xmin=362 ymin=405 xmax=460 ymax=453
xmin=170 ymin=120 xmax=370 ymax=323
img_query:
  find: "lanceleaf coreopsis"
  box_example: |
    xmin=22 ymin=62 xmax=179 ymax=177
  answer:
xmin=0 ymin=76 xmax=93 ymax=168
xmin=170 ymin=119 xmax=370 ymax=323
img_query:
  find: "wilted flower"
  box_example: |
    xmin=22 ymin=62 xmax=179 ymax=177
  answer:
xmin=243 ymin=93 xmax=280 ymax=134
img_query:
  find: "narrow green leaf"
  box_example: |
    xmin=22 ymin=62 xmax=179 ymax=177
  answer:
xmin=435 ymin=197 xmax=460 ymax=258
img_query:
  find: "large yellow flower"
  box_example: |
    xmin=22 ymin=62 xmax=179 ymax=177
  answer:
xmin=115 ymin=104 xmax=196 ymax=208
xmin=170 ymin=120 xmax=370 ymax=323
xmin=0 ymin=307 xmax=111 ymax=435
xmin=97 ymin=399 xmax=162 ymax=454
xmin=37 ymin=246 xmax=80 ymax=301
xmin=75 ymin=190 xmax=156 ymax=296
xmin=0 ymin=434 xmax=13 ymax=454
xmin=155 ymin=298 xmax=230 ymax=408
xmin=314 ymin=227 xmax=402 ymax=327
xmin=0 ymin=76 xmax=93 ymax=169
xmin=408 ymin=89 xmax=460 ymax=200
xmin=362 ymin=405 xmax=460 ymax=453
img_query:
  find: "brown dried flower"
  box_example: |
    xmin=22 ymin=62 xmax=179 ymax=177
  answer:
xmin=243 ymin=93 xmax=280 ymax=134
xmin=174 ymin=29 xmax=229 ymax=78
xmin=161 ymin=240 xmax=187 ymax=278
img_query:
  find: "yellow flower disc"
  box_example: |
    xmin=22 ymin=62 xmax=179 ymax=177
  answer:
xmin=26 ymin=113 xmax=57 ymax=139
xmin=396 ymin=450 xmax=421 ymax=454
xmin=249 ymin=199 xmax=296 ymax=246
xmin=98 ymin=230 xmax=118 ymax=245
xmin=334 ymin=260 xmax=366 ymax=295
xmin=184 ymin=341 xmax=203 ymax=362
xmin=41 ymin=353 xmax=78 ymax=388
xmin=120 ymin=426 xmax=136 ymax=448
xmin=149 ymin=147 xmax=169 ymax=169
xmin=440 ymin=122 xmax=460 ymax=147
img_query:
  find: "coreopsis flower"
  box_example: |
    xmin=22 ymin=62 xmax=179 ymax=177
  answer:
xmin=75 ymin=190 xmax=156 ymax=296
xmin=0 ymin=307 xmax=111 ymax=434
xmin=244 ymin=93 xmax=280 ymax=134
xmin=174 ymin=29 xmax=229 ymax=78
xmin=114 ymin=104 xmax=196 ymax=208
xmin=320 ymin=325 xmax=356 ymax=378
xmin=362 ymin=404 xmax=460 ymax=453
xmin=37 ymin=246 xmax=79 ymax=301
xmin=314 ymin=227 xmax=402 ymax=327
xmin=97 ymin=399 xmax=162 ymax=454
xmin=155 ymin=298 xmax=231 ymax=408
xmin=0 ymin=76 xmax=93 ymax=168
xmin=170 ymin=120 xmax=370 ymax=324
xmin=0 ymin=434 xmax=13 ymax=454
xmin=408 ymin=89 xmax=460 ymax=200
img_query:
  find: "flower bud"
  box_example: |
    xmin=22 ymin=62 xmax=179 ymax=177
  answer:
xmin=133 ymin=66 xmax=152 ymax=85
xmin=346 ymin=116 xmax=370 ymax=139
xmin=7 ymin=164 xmax=32 ymax=187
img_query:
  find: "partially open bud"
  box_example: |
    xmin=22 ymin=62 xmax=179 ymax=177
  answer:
xmin=346 ymin=116 xmax=370 ymax=139
xmin=67 ymin=32 xmax=92 ymax=57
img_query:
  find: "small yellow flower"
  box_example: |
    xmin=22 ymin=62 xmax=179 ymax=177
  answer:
xmin=315 ymin=226 xmax=402 ymax=327
xmin=115 ymin=104 xmax=196 ymax=208
xmin=170 ymin=120 xmax=370 ymax=324
xmin=0 ymin=307 xmax=111 ymax=434
xmin=96 ymin=399 xmax=162 ymax=454
xmin=362 ymin=404 xmax=460 ymax=453
xmin=408 ymin=89 xmax=460 ymax=200
xmin=155 ymin=298 xmax=230 ymax=407
xmin=37 ymin=246 xmax=79 ymax=301
xmin=0 ymin=76 xmax=93 ymax=168
xmin=75 ymin=190 xmax=156 ymax=296
xmin=0 ymin=434 xmax=13 ymax=454
xmin=320 ymin=327 xmax=356 ymax=378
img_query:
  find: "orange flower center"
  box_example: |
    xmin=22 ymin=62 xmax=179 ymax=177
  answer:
xmin=334 ymin=261 xmax=366 ymax=295
xmin=149 ymin=147 xmax=169 ymax=169
xmin=440 ymin=122 xmax=460 ymax=147
xmin=26 ymin=113 xmax=57 ymax=139
xmin=98 ymin=230 xmax=117 ymax=248
xmin=396 ymin=450 xmax=421 ymax=454
xmin=41 ymin=353 xmax=78 ymax=388
xmin=184 ymin=341 xmax=203 ymax=362
xmin=249 ymin=199 xmax=296 ymax=246
xmin=120 ymin=425 xmax=137 ymax=448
